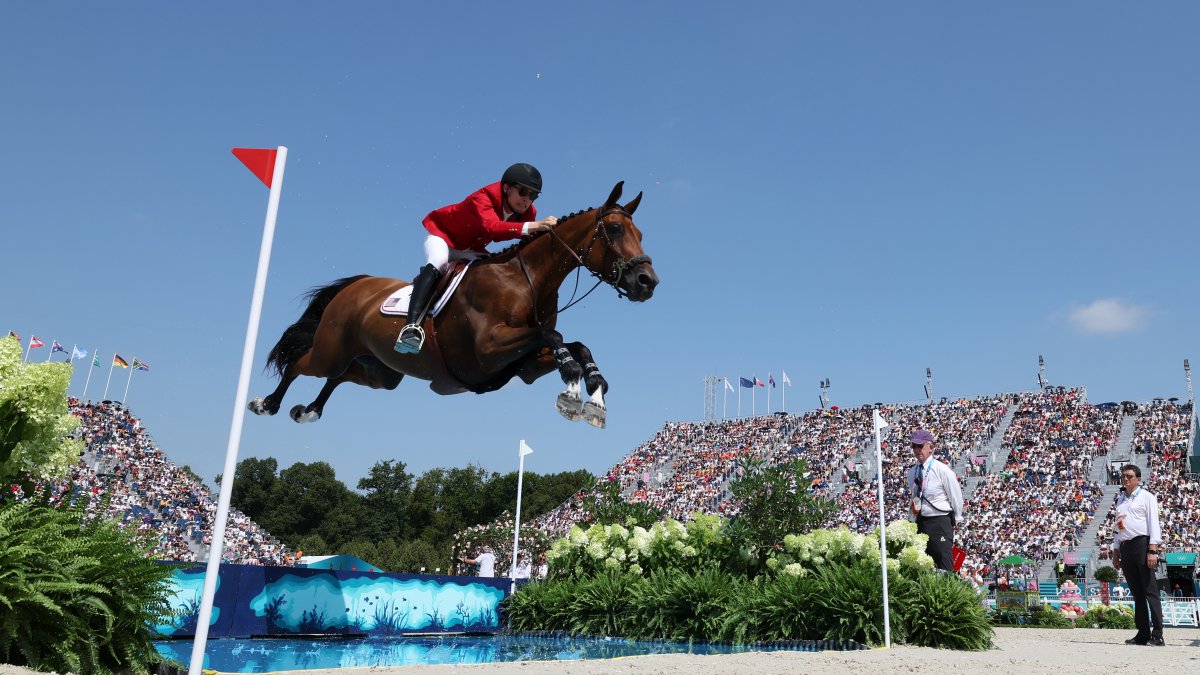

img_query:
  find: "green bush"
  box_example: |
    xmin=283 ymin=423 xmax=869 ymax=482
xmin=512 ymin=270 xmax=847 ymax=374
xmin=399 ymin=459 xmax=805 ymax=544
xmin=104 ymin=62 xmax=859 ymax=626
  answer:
xmin=899 ymin=572 xmax=993 ymax=650
xmin=631 ymin=567 xmax=737 ymax=642
xmin=1082 ymin=604 xmax=1135 ymax=629
xmin=568 ymin=571 xmax=648 ymax=636
xmin=502 ymin=576 xmax=578 ymax=632
xmin=0 ymin=496 xmax=175 ymax=674
xmin=719 ymin=572 xmax=825 ymax=643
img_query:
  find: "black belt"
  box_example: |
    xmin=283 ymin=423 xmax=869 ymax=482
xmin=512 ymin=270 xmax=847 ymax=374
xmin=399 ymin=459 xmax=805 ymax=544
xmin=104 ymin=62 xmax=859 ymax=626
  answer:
xmin=1119 ymin=535 xmax=1148 ymax=546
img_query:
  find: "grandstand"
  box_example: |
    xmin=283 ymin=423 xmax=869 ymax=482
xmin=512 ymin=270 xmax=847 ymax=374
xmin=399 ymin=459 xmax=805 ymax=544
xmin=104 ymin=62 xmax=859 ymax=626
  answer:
xmin=27 ymin=390 xmax=1196 ymax=586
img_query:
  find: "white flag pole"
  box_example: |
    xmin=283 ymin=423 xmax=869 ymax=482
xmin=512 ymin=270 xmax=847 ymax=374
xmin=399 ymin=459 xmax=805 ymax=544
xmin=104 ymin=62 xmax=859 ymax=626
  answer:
xmin=782 ymin=372 xmax=787 ymax=413
xmin=102 ymin=354 xmax=116 ymax=400
xmin=873 ymin=408 xmax=892 ymax=649
xmin=82 ymin=348 xmax=97 ymax=400
xmin=122 ymin=360 xmax=136 ymax=403
xmin=767 ymin=373 xmax=772 ymax=415
xmin=722 ymin=378 xmax=728 ymax=419
xmin=189 ymin=146 xmax=287 ymax=675
xmin=510 ymin=440 xmax=533 ymax=593
xmin=45 ymin=342 xmax=54 ymax=362
xmin=752 ymin=376 xmax=757 ymax=417
xmin=737 ymin=382 xmax=742 ymax=418
xmin=23 ymin=337 xmax=32 ymax=363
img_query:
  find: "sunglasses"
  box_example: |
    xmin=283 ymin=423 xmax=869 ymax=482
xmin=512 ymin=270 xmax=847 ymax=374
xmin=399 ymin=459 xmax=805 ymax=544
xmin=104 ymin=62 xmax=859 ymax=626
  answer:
xmin=911 ymin=443 xmax=926 ymax=449
xmin=513 ymin=185 xmax=539 ymax=201
xmin=1121 ymin=474 xmax=1137 ymax=480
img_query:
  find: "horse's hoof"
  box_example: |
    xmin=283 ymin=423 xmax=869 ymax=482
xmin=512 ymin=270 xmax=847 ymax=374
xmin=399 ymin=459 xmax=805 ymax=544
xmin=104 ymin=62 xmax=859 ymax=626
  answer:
xmin=248 ymin=398 xmax=268 ymax=416
xmin=583 ymin=401 xmax=606 ymax=429
xmin=556 ymin=392 xmax=583 ymax=421
xmin=290 ymin=405 xmax=320 ymax=424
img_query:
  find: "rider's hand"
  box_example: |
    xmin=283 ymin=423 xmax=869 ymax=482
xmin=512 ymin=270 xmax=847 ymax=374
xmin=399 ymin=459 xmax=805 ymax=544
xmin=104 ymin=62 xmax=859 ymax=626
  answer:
xmin=525 ymin=216 xmax=557 ymax=234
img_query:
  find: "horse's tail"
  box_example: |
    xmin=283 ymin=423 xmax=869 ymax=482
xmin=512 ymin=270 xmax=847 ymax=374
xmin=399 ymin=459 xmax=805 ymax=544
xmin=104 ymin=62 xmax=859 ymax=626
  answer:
xmin=266 ymin=275 xmax=370 ymax=377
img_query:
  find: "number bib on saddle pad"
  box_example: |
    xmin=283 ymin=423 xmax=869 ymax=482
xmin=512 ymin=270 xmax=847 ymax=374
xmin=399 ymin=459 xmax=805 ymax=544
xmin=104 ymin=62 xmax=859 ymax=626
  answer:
xmin=379 ymin=261 xmax=473 ymax=317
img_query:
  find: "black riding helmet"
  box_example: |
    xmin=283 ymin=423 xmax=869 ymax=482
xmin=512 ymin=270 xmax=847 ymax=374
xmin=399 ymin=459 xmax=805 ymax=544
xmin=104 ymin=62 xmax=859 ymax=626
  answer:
xmin=501 ymin=163 xmax=542 ymax=193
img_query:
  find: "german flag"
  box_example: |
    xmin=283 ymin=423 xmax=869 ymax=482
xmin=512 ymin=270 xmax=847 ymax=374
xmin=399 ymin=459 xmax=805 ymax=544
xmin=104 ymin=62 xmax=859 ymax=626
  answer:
xmin=113 ymin=355 xmax=129 ymax=368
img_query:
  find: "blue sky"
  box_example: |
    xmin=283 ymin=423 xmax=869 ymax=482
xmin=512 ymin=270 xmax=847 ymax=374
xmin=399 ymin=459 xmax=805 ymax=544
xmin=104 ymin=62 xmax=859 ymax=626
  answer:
xmin=3 ymin=2 xmax=1196 ymax=488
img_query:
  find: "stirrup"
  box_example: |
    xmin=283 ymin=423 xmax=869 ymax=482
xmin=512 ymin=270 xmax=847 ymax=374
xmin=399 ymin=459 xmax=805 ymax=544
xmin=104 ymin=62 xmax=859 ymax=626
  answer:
xmin=394 ymin=325 xmax=425 ymax=354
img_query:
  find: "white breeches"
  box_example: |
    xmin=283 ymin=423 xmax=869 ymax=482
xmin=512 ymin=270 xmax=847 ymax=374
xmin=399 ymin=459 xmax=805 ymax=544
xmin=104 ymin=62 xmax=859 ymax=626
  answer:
xmin=424 ymin=234 xmax=479 ymax=272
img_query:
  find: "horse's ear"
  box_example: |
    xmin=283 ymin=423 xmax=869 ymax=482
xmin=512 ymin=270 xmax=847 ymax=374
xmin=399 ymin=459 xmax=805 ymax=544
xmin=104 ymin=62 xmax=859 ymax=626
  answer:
xmin=623 ymin=191 xmax=642 ymax=215
xmin=605 ymin=181 xmax=624 ymax=207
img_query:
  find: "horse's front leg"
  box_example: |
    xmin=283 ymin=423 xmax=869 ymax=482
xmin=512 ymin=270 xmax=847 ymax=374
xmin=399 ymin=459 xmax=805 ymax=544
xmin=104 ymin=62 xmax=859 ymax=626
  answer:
xmin=542 ymin=330 xmax=585 ymax=422
xmin=567 ymin=341 xmax=607 ymax=429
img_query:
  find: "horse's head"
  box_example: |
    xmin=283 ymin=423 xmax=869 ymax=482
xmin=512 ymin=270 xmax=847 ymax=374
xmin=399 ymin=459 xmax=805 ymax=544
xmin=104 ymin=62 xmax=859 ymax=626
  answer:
xmin=582 ymin=182 xmax=659 ymax=302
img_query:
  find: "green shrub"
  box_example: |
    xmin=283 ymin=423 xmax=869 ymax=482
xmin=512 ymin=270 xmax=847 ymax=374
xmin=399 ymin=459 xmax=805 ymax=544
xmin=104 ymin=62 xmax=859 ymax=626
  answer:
xmin=0 ymin=496 xmax=175 ymax=674
xmin=568 ymin=571 xmax=648 ymax=636
xmin=1082 ymin=604 xmax=1135 ymax=629
xmin=631 ymin=567 xmax=737 ymax=642
xmin=899 ymin=571 xmax=993 ymax=650
xmin=502 ymin=577 xmax=578 ymax=632
xmin=1093 ymin=566 xmax=1119 ymax=584
xmin=718 ymin=572 xmax=825 ymax=643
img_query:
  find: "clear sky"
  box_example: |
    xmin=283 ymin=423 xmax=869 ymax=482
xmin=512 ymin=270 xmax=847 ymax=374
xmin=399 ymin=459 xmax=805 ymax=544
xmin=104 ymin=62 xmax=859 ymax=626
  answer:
xmin=3 ymin=2 xmax=1196 ymax=489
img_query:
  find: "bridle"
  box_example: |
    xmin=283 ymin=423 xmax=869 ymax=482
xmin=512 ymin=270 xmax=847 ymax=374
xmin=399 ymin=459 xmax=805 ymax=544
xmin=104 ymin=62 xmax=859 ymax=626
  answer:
xmin=518 ymin=205 xmax=653 ymax=325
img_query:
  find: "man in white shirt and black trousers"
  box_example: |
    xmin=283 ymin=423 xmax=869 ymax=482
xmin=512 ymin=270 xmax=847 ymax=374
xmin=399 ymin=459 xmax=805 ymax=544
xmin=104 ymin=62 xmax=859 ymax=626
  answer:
xmin=1111 ymin=464 xmax=1165 ymax=646
xmin=907 ymin=429 xmax=964 ymax=573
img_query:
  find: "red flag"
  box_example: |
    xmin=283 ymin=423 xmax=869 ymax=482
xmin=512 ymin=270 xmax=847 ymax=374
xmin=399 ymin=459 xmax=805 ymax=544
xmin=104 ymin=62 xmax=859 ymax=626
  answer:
xmin=29 ymin=336 xmax=44 ymax=348
xmin=232 ymin=148 xmax=278 ymax=188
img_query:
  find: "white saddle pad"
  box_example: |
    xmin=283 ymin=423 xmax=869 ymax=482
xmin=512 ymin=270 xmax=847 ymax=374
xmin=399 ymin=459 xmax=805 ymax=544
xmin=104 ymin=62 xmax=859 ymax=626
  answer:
xmin=380 ymin=262 xmax=472 ymax=316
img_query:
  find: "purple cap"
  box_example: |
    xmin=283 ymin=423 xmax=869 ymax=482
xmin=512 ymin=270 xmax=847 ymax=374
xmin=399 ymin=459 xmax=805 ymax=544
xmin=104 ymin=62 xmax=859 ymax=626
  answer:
xmin=910 ymin=429 xmax=934 ymax=445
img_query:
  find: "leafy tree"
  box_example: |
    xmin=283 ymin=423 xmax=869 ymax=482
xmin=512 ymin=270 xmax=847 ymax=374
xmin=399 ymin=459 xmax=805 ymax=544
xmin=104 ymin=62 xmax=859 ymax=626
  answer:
xmin=726 ymin=458 xmax=836 ymax=563
xmin=357 ymin=459 xmax=413 ymax=542
xmin=582 ymin=478 xmax=664 ymax=528
xmin=224 ymin=456 xmax=279 ymax=523
xmin=406 ymin=464 xmax=495 ymax=543
xmin=256 ymin=461 xmax=366 ymax=548
xmin=0 ymin=337 xmax=82 ymax=486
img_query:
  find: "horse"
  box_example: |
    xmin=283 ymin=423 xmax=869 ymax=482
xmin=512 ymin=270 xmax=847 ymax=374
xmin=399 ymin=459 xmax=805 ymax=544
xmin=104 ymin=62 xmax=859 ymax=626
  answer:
xmin=248 ymin=181 xmax=658 ymax=429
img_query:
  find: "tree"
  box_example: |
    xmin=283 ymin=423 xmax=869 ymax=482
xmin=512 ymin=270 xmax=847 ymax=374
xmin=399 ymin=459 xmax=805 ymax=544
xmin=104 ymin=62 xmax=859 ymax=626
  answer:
xmin=0 ymin=338 xmax=81 ymax=486
xmin=226 ymin=456 xmax=279 ymax=523
xmin=582 ymin=478 xmax=664 ymax=528
xmin=726 ymin=458 xmax=836 ymax=560
xmin=357 ymin=459 xmax=414 ymax=542
xmin=258 ymin=461 xmax=366 ymax=548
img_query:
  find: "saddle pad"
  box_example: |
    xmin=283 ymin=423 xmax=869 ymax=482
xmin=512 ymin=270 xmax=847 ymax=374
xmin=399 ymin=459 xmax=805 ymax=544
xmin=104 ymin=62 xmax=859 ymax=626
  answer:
xmin=380 ymin=262 xmax=472 ymax=316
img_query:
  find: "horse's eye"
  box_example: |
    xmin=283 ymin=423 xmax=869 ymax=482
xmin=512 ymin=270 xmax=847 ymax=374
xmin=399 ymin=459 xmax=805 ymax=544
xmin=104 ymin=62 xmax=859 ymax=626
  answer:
xmin=605 ymin=222 xmax=624 ymax=238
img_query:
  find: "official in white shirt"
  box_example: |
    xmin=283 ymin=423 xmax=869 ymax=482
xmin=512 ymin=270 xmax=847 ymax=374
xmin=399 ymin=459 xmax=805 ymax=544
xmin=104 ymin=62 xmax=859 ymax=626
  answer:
xmin=907 ymin=429 xmax=964 ymax=572
xmin=1110 ymin=464 xmax=1164 ymax=646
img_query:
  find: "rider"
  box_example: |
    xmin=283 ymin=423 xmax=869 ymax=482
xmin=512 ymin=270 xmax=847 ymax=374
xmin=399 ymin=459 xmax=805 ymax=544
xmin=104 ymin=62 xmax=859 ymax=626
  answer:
xmin=394 ymin=163 xmax=558 ymax=353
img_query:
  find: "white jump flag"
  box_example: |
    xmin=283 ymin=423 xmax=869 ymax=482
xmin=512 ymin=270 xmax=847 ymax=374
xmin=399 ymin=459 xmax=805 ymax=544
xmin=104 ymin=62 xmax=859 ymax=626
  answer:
xmin=510 ymin=440 xmax=534 ymax=593
xmin=189 ymin=146 xmax=288 ymax=675
xmin=872 ymin=407 xmax=892 ymax=648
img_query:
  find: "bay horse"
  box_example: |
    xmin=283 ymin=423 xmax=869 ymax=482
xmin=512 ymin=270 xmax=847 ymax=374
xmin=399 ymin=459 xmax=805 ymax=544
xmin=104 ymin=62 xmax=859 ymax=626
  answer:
xmin=248 ymin=181 xmax=658 ymax=429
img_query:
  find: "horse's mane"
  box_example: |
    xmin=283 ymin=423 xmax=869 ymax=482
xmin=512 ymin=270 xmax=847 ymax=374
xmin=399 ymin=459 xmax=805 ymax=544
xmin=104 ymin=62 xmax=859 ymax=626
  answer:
xmin=488 ymin=207 xmax=596 ymax=261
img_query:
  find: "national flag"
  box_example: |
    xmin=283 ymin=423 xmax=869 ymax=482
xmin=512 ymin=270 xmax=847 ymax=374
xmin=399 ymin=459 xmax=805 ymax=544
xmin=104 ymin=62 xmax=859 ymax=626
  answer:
xmin=724 ymin=378 xmax=735 ymax=393
xmin=133 ymin=358 xmax=150 ymax=372
xmin=113 ymin=355 xmax=129 ymax=368
xmin=739 ymin=377 xmax=753 ymax=388
xmin=6 ymin=331 xmax=17 ymax=342
xmin=29 ymin=336 xmax=44 ymax=349
xmin=71 ymin=346 xmax=88 ymax=361
xmin=754 ymin=377 xmax=765 ymax=388
xmin=51 ymin=341 xmax=67 ymax=355
xmin=768 ymin=373 xmax=776 ymax=388
xmin=782 ymin=370 xmax=792 ymax=386
xmin=92 ymin=353 xmax=101 ymax=367
xmin=233 ymin=148 xmax=280 ymax=188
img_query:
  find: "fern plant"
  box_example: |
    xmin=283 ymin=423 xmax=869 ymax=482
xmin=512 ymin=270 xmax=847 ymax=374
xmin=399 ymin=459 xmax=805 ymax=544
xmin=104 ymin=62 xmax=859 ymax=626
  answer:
xmin=0 ymin=495 xmax=175 ymax=674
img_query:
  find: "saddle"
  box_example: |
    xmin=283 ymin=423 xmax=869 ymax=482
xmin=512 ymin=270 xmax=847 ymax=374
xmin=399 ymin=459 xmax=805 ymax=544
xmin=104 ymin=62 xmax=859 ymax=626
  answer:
xmin=379 ymin=259 xmax=472 ymax=317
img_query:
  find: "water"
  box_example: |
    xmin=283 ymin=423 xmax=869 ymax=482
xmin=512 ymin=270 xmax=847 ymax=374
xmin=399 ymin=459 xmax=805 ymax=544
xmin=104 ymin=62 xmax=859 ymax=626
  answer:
xmin=155 ymin=634 xmax=822 ymax=671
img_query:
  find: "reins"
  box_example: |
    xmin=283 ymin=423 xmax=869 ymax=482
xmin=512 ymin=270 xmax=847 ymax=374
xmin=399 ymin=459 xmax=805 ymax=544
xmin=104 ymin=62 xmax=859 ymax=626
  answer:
xmin=517 ymin=206 xmax=652 ymax=327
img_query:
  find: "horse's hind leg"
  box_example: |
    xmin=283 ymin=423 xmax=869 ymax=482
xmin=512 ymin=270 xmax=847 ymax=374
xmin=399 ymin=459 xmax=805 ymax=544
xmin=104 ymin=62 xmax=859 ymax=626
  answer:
xmin=290 ymin=357 xmax=404 ymax=423
xmin=249 ymin=367 xmax=302 ymax=416
xmin=567 ymin=341 xmax=608 ymax=429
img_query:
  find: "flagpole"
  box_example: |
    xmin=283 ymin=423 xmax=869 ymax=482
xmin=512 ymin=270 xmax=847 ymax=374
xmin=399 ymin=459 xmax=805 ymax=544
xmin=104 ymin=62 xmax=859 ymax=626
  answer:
xmin=767 ymin=373 xmax=772 ymax=415
xmin=752 ymin=376 xmax=756 ymax=417
xmin=83 ymin=348 xmax=97 ymax=400
xmin=782 ymin=373 xmax=787 ymax=413
xmin=122 ymin=360 xmax=136 ymax=403
xmin=722 ymin=379 xmax=728 ymax=419
xmin=23 ymin=337 xmax=32 ymax=362
xmin=510 ymin=440 xmax=532 ymax=593
xmin=872 ymin=408 xmax=892 ymax=648
xmin=45 ymin=342 xmax=54 ymax=362
xmin=737 ymin=383 xmax=742 ymax=418
xmin=190 ymin=146 xmax=288 ymax=675
xmin=102 ymin=354 xmax=116 ymax=400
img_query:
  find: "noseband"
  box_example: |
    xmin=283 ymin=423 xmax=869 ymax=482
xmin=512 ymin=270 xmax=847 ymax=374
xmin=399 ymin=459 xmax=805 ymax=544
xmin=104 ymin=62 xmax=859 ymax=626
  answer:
xmin=518 ymin=206 xmax=653 ymax=325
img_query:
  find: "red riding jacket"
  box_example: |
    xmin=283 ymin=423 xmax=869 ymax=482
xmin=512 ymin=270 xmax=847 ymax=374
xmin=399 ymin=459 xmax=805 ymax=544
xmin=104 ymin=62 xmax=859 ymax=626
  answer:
xmin=422 ymin=182 xmax=537 ymax=252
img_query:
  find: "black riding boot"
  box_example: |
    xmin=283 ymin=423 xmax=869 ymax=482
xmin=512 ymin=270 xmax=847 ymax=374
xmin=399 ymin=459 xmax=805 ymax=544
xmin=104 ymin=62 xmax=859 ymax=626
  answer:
xmin=394 ymin=264 xmax=442 ymax=353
